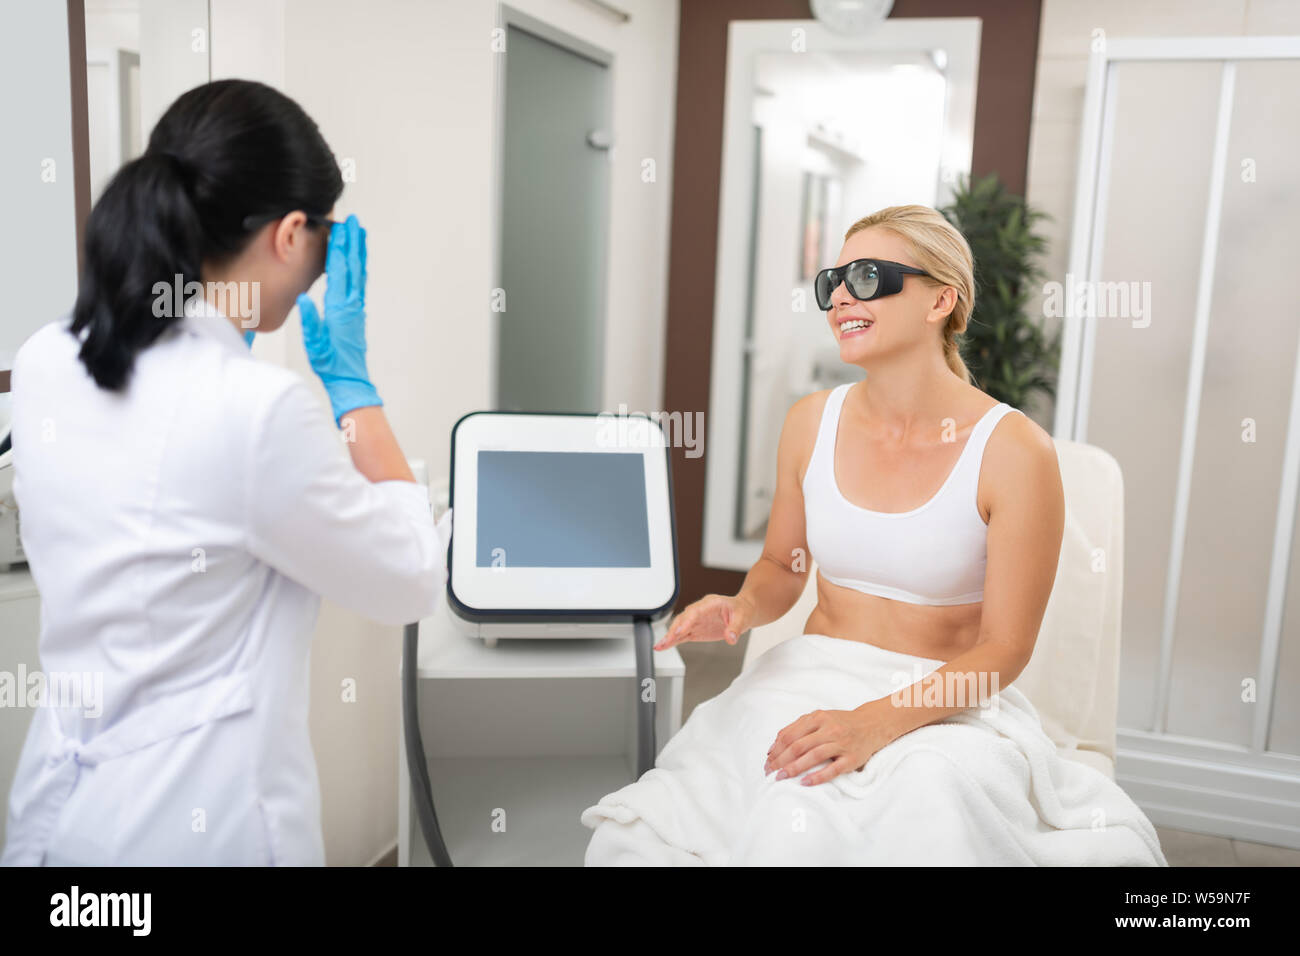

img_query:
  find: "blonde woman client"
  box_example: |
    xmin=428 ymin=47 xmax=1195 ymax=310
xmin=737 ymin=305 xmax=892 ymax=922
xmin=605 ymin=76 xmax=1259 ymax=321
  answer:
xmin=580 ymin=204 xmax=1166 ymax=866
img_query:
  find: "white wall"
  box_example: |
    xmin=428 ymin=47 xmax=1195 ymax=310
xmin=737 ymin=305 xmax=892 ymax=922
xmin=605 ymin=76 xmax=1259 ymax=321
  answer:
xmin=0 ymin=0 xmax=79 ymax=372
xmin=210 ymin=0 xmax=679 ymax=865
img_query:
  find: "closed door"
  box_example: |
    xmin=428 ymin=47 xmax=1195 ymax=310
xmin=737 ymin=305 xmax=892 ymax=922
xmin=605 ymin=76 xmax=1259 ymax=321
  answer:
xmin=497 ymin=24 xmax=612 ymax=414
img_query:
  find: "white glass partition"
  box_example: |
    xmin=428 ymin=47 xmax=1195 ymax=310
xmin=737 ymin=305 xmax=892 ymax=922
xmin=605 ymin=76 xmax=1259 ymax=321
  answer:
xmin=1057 ymin=36 xmax=1300 ymax=846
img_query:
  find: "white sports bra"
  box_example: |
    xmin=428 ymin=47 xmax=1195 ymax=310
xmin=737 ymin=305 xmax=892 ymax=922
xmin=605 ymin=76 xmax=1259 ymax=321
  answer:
xmin=802 ymin=383 xmax=1022 ymax=606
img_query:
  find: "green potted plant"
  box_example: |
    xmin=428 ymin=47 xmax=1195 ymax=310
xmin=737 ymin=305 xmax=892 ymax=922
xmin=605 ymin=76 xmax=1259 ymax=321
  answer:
xmin=939 ymin=172 xmax=1061 ymax=410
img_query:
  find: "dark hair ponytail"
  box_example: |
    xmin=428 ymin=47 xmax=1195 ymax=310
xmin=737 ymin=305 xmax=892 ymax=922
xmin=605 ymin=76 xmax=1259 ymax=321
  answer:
xmin=71 ymin=79 xmax=344 ymax=390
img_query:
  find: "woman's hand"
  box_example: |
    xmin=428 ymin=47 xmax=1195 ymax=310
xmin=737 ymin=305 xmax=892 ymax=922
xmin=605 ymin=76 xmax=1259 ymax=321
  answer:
xmin=298 ymin=214 xmax=382 ymax=425
xmin=764 ymin=702 xmax=897 ymax=786
xmin=654 ymin=593 xmax=755 ymax=651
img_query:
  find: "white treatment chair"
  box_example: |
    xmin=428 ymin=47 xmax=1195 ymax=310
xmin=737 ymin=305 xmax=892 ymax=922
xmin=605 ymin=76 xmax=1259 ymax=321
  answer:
xmin=742 ymin=438 xmax=1125 ymax=780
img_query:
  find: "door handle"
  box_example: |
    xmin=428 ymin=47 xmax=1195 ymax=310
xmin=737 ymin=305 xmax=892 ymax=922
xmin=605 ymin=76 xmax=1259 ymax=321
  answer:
xmin=586 ymin=129 xmax=613 ymax=150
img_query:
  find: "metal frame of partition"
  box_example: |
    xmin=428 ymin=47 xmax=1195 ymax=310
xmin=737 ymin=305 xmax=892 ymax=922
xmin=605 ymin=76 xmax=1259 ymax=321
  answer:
xmin=1056 ymin=35 xmax=1300 ymax=846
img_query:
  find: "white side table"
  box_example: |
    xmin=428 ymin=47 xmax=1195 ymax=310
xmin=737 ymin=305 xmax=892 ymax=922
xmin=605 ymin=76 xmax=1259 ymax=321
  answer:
xmin=397 ymin=588 xmax=684 ymax=866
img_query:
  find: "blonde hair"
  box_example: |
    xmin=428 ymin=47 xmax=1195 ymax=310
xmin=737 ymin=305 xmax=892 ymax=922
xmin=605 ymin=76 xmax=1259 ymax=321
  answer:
xmin=843 ymin=204 xmax=974 ymax=384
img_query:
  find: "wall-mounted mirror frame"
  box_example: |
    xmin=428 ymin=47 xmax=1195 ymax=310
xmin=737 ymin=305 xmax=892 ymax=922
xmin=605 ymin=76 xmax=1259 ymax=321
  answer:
xmin=702 ymin=17 xmax=981 ymax=572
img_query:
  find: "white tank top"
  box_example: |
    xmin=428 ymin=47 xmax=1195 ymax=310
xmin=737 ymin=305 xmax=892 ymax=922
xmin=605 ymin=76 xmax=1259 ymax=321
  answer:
xmin=802 ymin=383 xmax=1022 ymax=606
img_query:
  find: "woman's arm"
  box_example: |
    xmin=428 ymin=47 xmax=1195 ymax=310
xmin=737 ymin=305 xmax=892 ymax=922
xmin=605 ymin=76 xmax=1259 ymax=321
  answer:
xmin=340 ymin=406 xmax=415 ymax=483
xmin=245 ymin=378 xmax=444 ymax=627
xmin=862 ymin=412 xmax=1065 ymax=740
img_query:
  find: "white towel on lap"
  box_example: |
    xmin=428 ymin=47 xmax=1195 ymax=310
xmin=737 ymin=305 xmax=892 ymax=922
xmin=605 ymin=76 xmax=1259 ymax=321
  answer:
xmin=580 ymin=633 xmax=1167 ymax=866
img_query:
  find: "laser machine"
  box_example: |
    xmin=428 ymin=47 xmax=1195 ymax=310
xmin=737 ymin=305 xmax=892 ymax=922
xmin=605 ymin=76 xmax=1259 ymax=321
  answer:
xmin=402 ymin=409 xmax=679 ymax=866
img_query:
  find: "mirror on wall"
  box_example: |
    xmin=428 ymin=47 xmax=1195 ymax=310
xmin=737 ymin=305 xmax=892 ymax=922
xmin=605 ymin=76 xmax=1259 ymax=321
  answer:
xmin=84 ymin=0 xmax=211 ymax=203
xmin=703 ymin=18 xmax=981 ymax=571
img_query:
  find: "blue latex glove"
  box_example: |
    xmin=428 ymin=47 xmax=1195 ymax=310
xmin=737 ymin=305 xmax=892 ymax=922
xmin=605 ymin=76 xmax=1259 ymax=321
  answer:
xmin=297 ymin=214 xmax=381 ymax=424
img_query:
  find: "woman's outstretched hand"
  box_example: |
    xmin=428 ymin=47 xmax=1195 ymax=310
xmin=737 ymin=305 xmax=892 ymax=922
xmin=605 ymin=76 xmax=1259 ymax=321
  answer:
xmin=654 ymin=593 xmax=755 ymax=651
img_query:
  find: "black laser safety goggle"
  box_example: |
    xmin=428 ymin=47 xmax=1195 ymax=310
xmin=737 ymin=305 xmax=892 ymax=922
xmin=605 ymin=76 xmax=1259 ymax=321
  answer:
xmin=814 ymin=258 xmax=932 ymax=311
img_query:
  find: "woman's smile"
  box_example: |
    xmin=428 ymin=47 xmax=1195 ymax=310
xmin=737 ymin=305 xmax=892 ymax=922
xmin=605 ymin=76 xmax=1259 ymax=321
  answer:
xmin=838 ymin=316 xmax=875 ymax=338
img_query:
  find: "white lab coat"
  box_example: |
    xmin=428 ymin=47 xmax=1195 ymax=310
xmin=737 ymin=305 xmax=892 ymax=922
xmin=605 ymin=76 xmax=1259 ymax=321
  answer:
xmin=1 ymin=299 xmax=450 ymax=865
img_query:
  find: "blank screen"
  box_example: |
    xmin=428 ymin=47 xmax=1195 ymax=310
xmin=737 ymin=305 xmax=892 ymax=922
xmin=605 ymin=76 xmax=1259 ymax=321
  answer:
xmin=475 ymin=451 xmax=651 ymax=568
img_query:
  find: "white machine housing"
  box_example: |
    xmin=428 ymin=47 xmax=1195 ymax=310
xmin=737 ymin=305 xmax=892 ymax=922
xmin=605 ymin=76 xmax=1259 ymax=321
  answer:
xmin=445 ymin=409 xmax=679 ymax=641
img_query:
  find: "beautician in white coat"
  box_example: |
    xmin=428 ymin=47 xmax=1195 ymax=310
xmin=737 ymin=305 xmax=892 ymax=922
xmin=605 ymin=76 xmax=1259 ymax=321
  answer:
xmin=1 ymin=79 xmax=449 ymax=865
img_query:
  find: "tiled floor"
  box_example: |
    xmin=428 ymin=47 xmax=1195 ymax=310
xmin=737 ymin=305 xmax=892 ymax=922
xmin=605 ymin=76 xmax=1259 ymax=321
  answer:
xmin=1154 ymin=827 xmax=1300 ymax=867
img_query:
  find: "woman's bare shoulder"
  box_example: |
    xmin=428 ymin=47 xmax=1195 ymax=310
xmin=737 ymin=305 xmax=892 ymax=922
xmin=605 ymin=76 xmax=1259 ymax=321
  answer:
xmin=781 ymin=388 xmax=835 ymax=486
xmin=996 ymin=401 xmax=1056 ymax=455
xmin=983 ymin=401 xmax=1062 ymax=515
xmin=789 ymin=386 xmax=835 ymax=419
